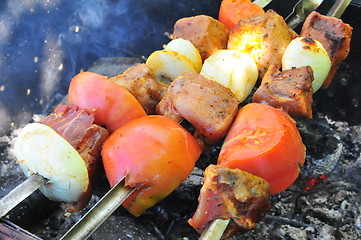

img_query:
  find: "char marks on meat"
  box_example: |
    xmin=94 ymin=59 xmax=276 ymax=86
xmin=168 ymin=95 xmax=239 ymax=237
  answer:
xmin=40 ymin=105 xmax=109 ymax=212
xmin=188 ymin=165 xmax=270 ymax=239
xmin=110 ymin=64 xmax=168 ymax=114
xmin=172 ymin=15 xmax=229 ymax=62
xmin=301 ymin=11 xmax=352 ymax=88
xmin=227 ymin=9 xmax=298 ymax=79
xmin=156 ymin=72 xmax=239 ymax=148
xmin=253 ymin=65 xmax=314 ymax=118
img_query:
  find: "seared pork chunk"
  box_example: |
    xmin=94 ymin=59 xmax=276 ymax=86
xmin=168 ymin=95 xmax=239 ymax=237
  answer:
xmin=156 ymin=72 xmax=239 ymax=146
xmin=253 ymin=65 xmax=314 ymax=118
xmin=40 ymin=105 xmax=109 ymax=211
xmin=188 ymin=165 xmax=270 ymax=239
xmin=301 ymin=11 xmax=352 ymax=88
xmin=228 ymin=10 xmax=298 ymax=79
xmin=110 ymin=64 xmax=168 ymax=114
xmin=172 ymin=15 xmax=229 ymax=61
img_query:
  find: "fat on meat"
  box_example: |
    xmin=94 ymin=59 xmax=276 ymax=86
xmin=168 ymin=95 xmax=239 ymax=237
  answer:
xmin=172 ymin=15 xmax=229 ymax=62
xmin=110 ymin=64 xmax=168 ymax=114
xmin=156 ymin=72 xmax=239 ymax=147
xmin=227 ymin=9 xmax=298 ymax=79
xmin=301 ymin=11 xmax=352 ymax=88
xmin=253 ymin=65 xmax=314 ymax=118
xmin=188 ymin=164 xmax=270 ymax=239
xmin=40 ymin=105 xmax=109 ymax=212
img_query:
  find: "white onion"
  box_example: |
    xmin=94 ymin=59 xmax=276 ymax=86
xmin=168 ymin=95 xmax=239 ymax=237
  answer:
xmin=164 ymin=38 xmax=202 ymax=73
xmin=146 ymin=50 xmax=196 ymax=84
xmin=282 ymin=37 xmax=331 ymax=92
xmin=200 ymin=50 xmax=258 ymax=102
xmin=14 ymin=123 xmax=89 ymax=203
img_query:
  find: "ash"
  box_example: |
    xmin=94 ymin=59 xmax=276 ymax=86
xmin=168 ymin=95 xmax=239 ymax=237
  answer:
xmin=238 ymin=118 xmax=361 ymax=240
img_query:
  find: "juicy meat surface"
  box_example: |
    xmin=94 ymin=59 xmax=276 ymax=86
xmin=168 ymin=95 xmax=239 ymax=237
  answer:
xmin=228 ymin=9 xmax=298 ymax=79
xmin=188 ymin=164 xmax=270 ymax=239
xmin=156 ymin=72 xmax=239 ymax=146
xmin=173 ymin=15 xmax=229 ymax=61
xmin=40 ymin=105 xmax=109 ymax=211
xmin=301 ymin=11 xmax=352 ymax=88
xmin=110 ymin=63 xmax=168 ymax=115
xmin=253 ymin=65 xmax=314 ymax=118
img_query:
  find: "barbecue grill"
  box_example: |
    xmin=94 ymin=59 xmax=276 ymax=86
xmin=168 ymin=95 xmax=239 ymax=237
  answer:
xmin=0 ymin=0 xmax=360 ymax=239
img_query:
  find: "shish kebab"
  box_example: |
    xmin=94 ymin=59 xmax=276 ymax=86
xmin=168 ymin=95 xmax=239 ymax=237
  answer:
xmin=0 ymin=0 xmax=350 ymax=240
xmin=195 ymin=0 xmax=353 ymax=239
xmin=64 ymin=0 xmax=352 ymax=239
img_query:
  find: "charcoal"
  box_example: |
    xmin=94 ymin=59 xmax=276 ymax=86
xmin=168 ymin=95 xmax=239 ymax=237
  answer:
xmin=297 ymin=118 xmax=342 ymax=178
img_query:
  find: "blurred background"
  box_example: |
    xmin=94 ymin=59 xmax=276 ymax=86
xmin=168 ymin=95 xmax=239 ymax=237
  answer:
xmin=0 ymin=0 xmax=223 ymax=136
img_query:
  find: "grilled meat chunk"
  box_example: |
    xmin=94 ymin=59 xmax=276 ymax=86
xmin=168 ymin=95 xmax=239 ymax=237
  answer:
xmin=188 ymin=164 xmax=270 ymax=239
xmin=110 ymin=64 xmax=168 ymax=114
xmin=172 ymin=15 xmax=229 ymax=62
xmin=253 ymin=65 xmax=314 ymax=118
xmin=156 ymin=72 xmax=239 ymax=147
xmin=228 ymin=10 xmax=298 ymax=79
xmin=301 ymin=11 xmax=352 ymax=88
xmin=40 ymin=105 xmax=109 ymax=211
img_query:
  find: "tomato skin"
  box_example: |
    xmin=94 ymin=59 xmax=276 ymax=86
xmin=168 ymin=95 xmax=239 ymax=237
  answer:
xmin=68 ymin=72 xmax=146 ymax=133
xmin=218 ymin=103 xmax=305 ymax=194
xmin=219 ymin=0 xmax=265 ymax=30
xmin=101 ymin=115 xmax=201 ymax=216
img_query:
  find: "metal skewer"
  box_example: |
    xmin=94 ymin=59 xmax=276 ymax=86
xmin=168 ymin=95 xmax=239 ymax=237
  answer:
xmin=285 ymin=0 xmax=324 ymax=29
xmin=253 ymin=0 xmax=273 ymax=8
xmin=199 ymin=219 xmax=230 ymax=240
xmin=327 ymin=0 xmax=352 ymax=18
xmin=198 ymin=0 xmax=352 ymax=239
xmin=60 ymin=177 xmax=135 ymax=240
xmin=0 ymin=174 xmax=47 ymax=219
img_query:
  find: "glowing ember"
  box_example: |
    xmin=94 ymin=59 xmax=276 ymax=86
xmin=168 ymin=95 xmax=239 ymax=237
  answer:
xmin=304 ymin=175 xmax=327 ymax=191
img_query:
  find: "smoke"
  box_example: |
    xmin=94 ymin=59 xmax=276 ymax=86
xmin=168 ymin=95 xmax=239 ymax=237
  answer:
xmin=0 ymin=0 xmax=221 ymax=135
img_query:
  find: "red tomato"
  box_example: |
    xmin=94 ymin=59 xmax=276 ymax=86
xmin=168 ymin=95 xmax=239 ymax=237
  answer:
xmin=68 ymin=72 xmax=146 ymax=133
xmin=219 ymin=0 xmax=265 ymax=30
xmin=218 ymin=103 xmax=305 ymax=194
xmin=101 ymin=115 xmax=202 ymax=216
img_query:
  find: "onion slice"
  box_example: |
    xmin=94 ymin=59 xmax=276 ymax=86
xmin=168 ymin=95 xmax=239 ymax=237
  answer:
xmin=14 ymin=123 xmax=89 ymax=204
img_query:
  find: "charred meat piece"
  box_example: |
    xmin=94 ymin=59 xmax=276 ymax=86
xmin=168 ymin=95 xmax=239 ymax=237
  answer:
xmin=172 ymin=15 xmax=229 ymax=62
xmin=301 ymin=11 xmax=352 ymax=88
xmin=252 ymin=65 xmax=314 ymax=118
xmin=228 ymin=10 xmax=298 ymax=79
xmin=110 ymin=64 xmax=168 ymax=114
xmin=188 ymin=164 xmax=270 ymax=239
xmin=40 ymin=105 xmax=109 ymax=211
xmin=156 ymin=72 xmax=239 ymax=146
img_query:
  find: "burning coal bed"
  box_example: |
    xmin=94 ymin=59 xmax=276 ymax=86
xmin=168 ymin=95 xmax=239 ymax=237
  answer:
xmin=0 ymin=56 xmax=360 ymax=240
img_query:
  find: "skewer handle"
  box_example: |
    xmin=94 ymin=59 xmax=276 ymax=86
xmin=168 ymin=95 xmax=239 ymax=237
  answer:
xmin=0 ymin=174 xmax=47 ymax=219
xmin=60 ymin=177 xmax=135 ymax=240
xmin=285 ymin=0 xmax=324 ymax=29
